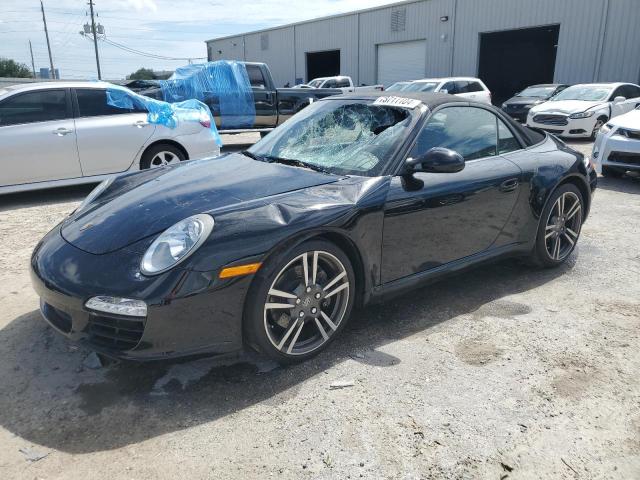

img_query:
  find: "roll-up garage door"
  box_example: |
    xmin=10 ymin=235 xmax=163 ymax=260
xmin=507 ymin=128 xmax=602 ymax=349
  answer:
xmin=377 ymin=40 xmax=426 ymax=87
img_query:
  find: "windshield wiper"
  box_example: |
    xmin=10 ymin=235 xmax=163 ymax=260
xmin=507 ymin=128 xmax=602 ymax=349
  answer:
xmin=242 ymin=150 xmax=265 ymax=161
xmin=264 ymin=155 xmax=330 ymax=174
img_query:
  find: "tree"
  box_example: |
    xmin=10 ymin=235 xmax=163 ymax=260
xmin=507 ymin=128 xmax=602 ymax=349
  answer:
xmin=128 ymin=68 xmax=157 ymax=80
xmin=0 ymin=57 xmax=32 ymax=78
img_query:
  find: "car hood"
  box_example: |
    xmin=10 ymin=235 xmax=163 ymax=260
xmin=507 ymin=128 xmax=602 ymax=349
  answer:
xmin=61 ymin=153 xmax=340 ymax=254
xmin=610 ymin=108 xmax=640 ymax=129
xmin=530 ymin=100 xmax=606 ymax=115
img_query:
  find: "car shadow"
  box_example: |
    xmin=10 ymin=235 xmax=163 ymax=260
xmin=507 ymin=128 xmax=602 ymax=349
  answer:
xmin=0 ymin=184 xmax=94 ymax=213
xmin=596 ymin=173 xmax=640 ymax=194
xmin=0 ymin=256 xmax=574 ymax=453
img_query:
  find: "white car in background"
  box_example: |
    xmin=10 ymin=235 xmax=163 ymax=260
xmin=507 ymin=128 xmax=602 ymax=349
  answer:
xmin=526 ymin=83 xmax=640 ymax=139
xmin=0 ymin=82 xmax=220 ymax=194
xmin=402 ymin=77 xmax=492 ymax=104
xmin=593 ymin=106 xmax=640 ymax=177
xmin=305 ymin=75 xmax=384 ymax=93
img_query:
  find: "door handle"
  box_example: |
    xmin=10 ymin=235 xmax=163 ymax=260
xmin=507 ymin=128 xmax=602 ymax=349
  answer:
xmin=133 ymin=120 xmax=148 ymax=128
xmin=52 ymin=127 xmax=73 ymax=136
xmin=499 ymin=178 xmax=519 ymax=192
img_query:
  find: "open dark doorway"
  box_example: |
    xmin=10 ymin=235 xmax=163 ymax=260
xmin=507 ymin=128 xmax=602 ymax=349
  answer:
xmin=306 ymin=50 xmax=340 ymax=82
xmin=478 ymin=24 xmax=560 ymax=105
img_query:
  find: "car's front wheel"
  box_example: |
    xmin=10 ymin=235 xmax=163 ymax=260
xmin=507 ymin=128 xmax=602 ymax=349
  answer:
xmin=245 ymin=240 xmax=355 ymax=363
xmin=531 ymin=183 xmax=584 ymax=267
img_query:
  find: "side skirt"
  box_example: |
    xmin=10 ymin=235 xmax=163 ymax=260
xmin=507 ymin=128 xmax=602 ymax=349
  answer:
xmin=368 ymin=243 xmax=527 ymax=305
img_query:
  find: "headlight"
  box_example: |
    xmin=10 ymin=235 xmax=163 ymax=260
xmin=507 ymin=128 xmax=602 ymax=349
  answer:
xmin=599 ymin=123 xmax=612 ymax=135
xmin=76 ymin=177 xmax=113 ymax=213
xmin=569 ymin=111 xmax=595 ymax=119
xmin=141 ymin=214 xmax=214 ymax=275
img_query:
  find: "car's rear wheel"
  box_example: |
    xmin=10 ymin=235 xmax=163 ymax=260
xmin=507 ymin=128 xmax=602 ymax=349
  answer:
xmin=140 ymin=143 xmax=186 ymax=169
xmin=531 ymin=184 xmax=584 ymax=267
xmin=245 ymin=240 xmax=355 ymax=364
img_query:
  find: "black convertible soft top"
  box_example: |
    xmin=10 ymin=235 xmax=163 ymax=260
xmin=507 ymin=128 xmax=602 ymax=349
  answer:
xmin=328 ymin=91 xmax=545 ymax=146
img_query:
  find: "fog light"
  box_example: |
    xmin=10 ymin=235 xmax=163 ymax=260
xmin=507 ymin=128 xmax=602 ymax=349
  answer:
xmin=85 ymin=296 xmax=147 ymax=317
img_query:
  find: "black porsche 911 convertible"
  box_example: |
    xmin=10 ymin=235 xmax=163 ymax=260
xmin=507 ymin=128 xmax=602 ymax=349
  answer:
xmin=31 ymin=92 xmax=597 ymax=363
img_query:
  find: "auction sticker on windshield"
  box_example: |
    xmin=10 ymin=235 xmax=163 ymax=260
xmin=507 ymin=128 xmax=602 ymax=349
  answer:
xmin=373 ymin=96 xmax=422 ymax=109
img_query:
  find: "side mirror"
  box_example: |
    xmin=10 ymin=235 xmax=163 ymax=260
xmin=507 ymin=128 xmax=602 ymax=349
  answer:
xmin=406 ymin=147 xmax=465 ymax=174
xmin=440 ymin=88 xmax=449 ymax=94
xmin=613 ymin=96 xmax=626 ymax=103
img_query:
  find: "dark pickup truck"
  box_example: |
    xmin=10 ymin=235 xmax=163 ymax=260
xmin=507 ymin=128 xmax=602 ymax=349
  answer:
xmin=141 ymin=62 xmax=343 ymax=134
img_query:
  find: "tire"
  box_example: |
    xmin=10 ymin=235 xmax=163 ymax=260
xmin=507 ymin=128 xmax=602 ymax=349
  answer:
xmin=140 ymin=143 xmax=186 ymax=170
xmin=244 ymin=239 xmax=356 ymax=364
xmin=601 ymin=165 xmax=624 ymax=178
xmin=530 ymin=183 xmax=584 ymax=268
xmin=590 ymin=116 xmax=607 ymax=140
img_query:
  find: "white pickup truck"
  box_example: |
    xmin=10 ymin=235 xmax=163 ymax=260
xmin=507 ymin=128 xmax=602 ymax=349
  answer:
xmin=302 ymin=76 xmax=384 ymax=93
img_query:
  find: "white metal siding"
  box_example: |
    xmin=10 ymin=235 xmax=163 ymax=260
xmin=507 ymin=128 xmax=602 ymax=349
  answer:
xmin=205 ymin=0 xmax=640 ymax=89
xmin=377 ymin=40 xmax=427 ymax=87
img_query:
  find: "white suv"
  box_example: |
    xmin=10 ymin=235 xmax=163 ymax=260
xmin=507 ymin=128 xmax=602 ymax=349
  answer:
xmin=402 ymin=77 xmax=492 ymax=104
xmin=0 ymin=82 xmax=220 ymax=194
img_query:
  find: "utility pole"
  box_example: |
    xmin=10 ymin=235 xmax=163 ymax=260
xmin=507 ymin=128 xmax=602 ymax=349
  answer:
xmin=88 ymin=0 xmax=102 ymax=79
xmin=29 ymin=40 xmax=37 ymax=78
xmin=40 ymin=0 xmax=55 ymax=79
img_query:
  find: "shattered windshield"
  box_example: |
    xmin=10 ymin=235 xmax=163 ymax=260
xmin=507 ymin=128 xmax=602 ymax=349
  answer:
xmin=248 ymin=99 xmax=418 ymax=176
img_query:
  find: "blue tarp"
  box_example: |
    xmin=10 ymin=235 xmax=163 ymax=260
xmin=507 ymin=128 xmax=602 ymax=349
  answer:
xmin=159 ymin=61 xmax=255 ymax=129
xmin=106 ymin=84 xmax=222 ymax=147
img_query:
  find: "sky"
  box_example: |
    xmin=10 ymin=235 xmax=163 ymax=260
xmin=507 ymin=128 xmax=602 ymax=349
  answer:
xmin=0 ymin=0 xmax=399 ymax=80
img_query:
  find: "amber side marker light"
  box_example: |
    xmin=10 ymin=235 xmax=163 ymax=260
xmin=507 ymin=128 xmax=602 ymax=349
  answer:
xmin=219 ymin=262 xmax=262 ymax=279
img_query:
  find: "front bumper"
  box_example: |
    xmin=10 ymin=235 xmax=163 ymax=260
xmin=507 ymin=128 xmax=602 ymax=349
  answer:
xmin=526 ymin=115 xmax=596 ymax=138
xmin=30 ymin=225 xmax=251 ymax=360
xmin=592 ymin=131 xmax=640 ymax=173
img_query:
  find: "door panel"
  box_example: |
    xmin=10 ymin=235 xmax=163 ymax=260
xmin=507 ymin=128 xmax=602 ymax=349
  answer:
xmin=0 ymin=89 xmax=81 ymax=186
xmin=74 ymin=88 xmax=155 ymax=176
xmin=74 ymin=113 xmax=155 ymax=175
xmin=381 ymin=157 xmax=521 ymax=283
xmin=381 ymin=105 xmax=522 ymax=283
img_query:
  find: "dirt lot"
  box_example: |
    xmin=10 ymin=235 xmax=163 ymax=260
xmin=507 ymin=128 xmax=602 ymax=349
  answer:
xmin=0 ymin=138 xmax=638 ymax=480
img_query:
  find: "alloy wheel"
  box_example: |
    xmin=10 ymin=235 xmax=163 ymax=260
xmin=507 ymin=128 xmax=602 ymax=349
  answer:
xmin=150 ymin=151 xmax=181 ymax=168
xmin=544 ymin=191 xmax=582 ymax=261
xmin=263 ymin=250 xmax=350 ymax=356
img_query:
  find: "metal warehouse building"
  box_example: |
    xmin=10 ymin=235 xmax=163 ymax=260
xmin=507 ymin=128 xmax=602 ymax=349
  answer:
xmin=206 ymin=0 xmax=640 ymax=102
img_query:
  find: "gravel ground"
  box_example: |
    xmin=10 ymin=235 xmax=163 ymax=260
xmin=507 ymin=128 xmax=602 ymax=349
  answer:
xmin=0 ymin=138 xmax=639 ymax=480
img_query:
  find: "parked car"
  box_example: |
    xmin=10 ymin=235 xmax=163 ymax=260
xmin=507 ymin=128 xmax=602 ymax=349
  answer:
xmin=526 ymin=82 xmax=640 ymax=139
xmin=32 ymin=92 xmax=596 ymax=363
xmin=386 ymin=81 xmax=411 ymax=92
xmin=501 ymin=84 xmax=569 ymax=123
xmin=593 ymin=105 xmax=640 ymax=177
xmin=402 ymin=77 xmax=492 ymax=104
xmin=0 ymin=82 xmax=220 ymax=195
xmin=305 ymin=75 xmax=384 ymax=93
xmin=141 ymin=62 xmax=345 ymax=134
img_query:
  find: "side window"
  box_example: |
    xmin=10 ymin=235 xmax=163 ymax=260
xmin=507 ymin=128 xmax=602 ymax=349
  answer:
xmin=0 ymin=89 xmax=68 ymax=127
xmin=627 ymin=85 xmax=640 ymax=99
xmin=467 ymin=82 xmax=484 ymax=93
xmin=324 ymin=79 xmax=338 ymax=88
xmin=455 ymin=81 xmax=470 ymax=93
xmin=336 ymin=78 xmax=350 ymax=88
xmin=76 ymin=89 xmax=145 ymax=117
xmin=610 ymin=86 xmax=626 ymax=100
xmin=440 ymin=81 xmax=456 ymax=94
xmin=410 ymin=106 xmax=498 ymax=161
xmin=246 ymin=65 xmax=266 ymax=89
xmin=497 ymin=118 xmax=521 ymax=154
